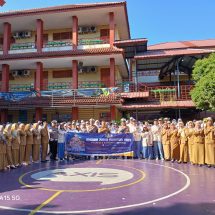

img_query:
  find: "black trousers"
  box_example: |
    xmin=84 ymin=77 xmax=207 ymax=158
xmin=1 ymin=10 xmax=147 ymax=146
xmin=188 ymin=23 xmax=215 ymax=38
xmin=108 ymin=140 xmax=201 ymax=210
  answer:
xmin=49 ymin=140 xmax=58 ymax=160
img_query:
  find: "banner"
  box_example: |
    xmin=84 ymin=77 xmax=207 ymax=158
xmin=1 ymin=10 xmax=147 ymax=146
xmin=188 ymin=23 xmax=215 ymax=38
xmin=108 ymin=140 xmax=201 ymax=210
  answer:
xmin=65 ymin=132 xmax=134 ymax=157
xmin=0 ymin=91 xmax=37 ymax=102
xmin=41 ymin=87 xmax=118 ymax=98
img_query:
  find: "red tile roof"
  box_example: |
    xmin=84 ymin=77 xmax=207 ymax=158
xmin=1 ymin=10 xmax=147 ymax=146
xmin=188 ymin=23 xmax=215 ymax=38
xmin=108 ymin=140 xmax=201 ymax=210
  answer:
xmin=114 ymin=38 xmax=148 ymax=46
xmin=134 ymin=48 xmax=214 ymax=60
xmin=122 ymin=100 xmax=195 ymax=109
xmin=121 ymin=92 xmax=149 ymax=98
xmin=0 ymin=47 xmax=124 ymax=61
xmin=0 ymin=1 xmax=126 ymax=17
xmin=0 ymin=1 xmax=130 ymax=39
xmin=148 ymin=39 xmax=215 ymax=50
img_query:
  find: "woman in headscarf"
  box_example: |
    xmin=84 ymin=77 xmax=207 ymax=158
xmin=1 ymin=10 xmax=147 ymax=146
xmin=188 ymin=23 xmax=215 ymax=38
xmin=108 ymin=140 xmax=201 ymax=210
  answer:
xmin=11 ymin=123 xmax=20 ymax=167
xmin=0 ymin=125 xmax=7 ymax=171
xmin=3 ymin=124 xmax=15 ymax=169
xmin=24 ymin=124 xmax=33 ymax=165
xmin=98 ymin=121 xmax=110 ymax=134
xmin=204 ymin=117 xmax=215 ymax=167
xmin=58 ymin=122 xmax=66 ymax=161
xmin=161 ymin=122 xmax=171 ymax=161
xmin=178 ymin=122 xmax=189 ymax=163
xmin=193 ymin=121 xmax=205 ymax=166
xmin=32 ymin=123 xmax=41 ymax=162
xmin=40 ymin=121 xmax=49 ymax=162
xmin=18 ymin=123 xmax=27 ymax=165
xmin=169 ymin=123 xmax=180 ymax=162
xmin=187 ymin=121 xmax=195 ymax=164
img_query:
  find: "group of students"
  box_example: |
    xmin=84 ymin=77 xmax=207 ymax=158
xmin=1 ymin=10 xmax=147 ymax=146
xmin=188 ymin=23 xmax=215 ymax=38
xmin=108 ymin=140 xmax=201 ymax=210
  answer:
xmin=0 ymin=116 xmax=214 ymax=172
xmin=128 ymin=117 xmax=215 ymax=168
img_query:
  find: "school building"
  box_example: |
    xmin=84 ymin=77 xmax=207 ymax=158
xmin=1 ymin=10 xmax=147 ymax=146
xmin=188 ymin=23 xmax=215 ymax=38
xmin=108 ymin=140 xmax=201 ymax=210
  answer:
xmin=0 ymin=1 xmax=214 ymax=123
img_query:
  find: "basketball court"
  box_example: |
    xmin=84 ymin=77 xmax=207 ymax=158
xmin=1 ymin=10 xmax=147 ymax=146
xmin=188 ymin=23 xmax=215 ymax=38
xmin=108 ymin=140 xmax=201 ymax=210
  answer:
xmin=0 ymin=159 xmax=214 ymax=215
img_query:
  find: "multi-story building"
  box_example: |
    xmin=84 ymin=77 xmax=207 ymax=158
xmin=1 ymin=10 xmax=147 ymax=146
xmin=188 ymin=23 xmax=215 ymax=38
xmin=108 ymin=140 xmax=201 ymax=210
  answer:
xmin=0 ymin=1 xmax=214 ymax=123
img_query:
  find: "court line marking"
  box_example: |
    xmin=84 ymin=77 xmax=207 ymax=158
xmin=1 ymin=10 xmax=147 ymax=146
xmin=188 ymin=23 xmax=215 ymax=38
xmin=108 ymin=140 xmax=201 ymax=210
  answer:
xmin=28 ymin=191 xmax=62 ymax=215
xmin=0 ymin=160 xmax=191 ymax=214
xmin=18 ymin=163 xmax=145 ymax=192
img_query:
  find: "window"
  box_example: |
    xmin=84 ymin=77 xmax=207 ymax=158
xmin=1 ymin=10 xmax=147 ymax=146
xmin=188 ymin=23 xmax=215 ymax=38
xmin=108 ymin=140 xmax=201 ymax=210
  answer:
xmin=35 ymin=34 xmax=48 ymax=44
xmin=53 ymin=32 xmax=72 ymax=41
xmin=53 ymin=70 xmax=72 ymax=78
xmin=100 ymin=29 xmax=109 ymax=37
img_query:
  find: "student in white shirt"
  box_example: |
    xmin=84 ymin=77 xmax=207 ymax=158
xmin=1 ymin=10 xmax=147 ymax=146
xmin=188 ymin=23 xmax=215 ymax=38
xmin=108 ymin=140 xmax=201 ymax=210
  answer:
xmin=141 ymin=126 xmax=153 ymax=159
xmin=151 ymin=119 xmax=164 ymax=160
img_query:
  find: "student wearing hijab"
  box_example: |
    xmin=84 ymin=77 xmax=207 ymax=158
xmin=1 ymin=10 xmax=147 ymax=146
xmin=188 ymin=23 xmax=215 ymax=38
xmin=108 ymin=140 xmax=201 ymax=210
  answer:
xmin=141 ymin=126 xmax=153 ymax=159
xmin=178 ymin=122 xmax=189 ymax=163
xmin=32 ymin=123 xmax=41 ymax=162
xmin=24 ymin=124 xmax=33 ymax=165
xmin=161 ymin=123 xmax=171 ymax=161
xmin=204 ymin=117 xmax=215 ymax=167
xmin=169 ymin=123 xmax=180 ymax=162
xmin=40 ymin=121 xmax=49 ymax=162
xmin=0 ymin=125 xmax=7 ymax=171
xmin=193 ymin=121 xmax=205 ymax=166
xmin=98 ymin=121 xmax=109 ymax=134
xmin=187 ymin=121 xmax=195 ymax=164
xmin=87 ymin=119 xmax=98 ymax=133
xmin=58 ymin=123 xmax=66 ymax=160
xmin=11 ymin=123 xmax=20 ymax=167
xmin=118 ymin=118 xmax=129 ymax=133
xmin=3 ymin=124 xmax=15 ymax=169
xmin=18 ymin=123 xmax=27 ymax=165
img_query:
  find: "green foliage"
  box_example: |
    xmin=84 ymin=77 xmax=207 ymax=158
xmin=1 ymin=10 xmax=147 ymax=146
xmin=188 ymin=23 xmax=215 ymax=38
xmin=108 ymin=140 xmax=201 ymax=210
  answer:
xmin=191 ymin=53 xmax=215 ymax=111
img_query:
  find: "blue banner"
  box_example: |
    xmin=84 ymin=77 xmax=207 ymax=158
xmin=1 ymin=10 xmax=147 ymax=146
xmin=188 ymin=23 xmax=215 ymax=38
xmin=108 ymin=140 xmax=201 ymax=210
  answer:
xmin=41 ymin=87 xmax=118 ymax=97
xmin=65 ymin=132 xmax=134 ymax=157
xmin=0 ymin=91 xmax=37 ymax=102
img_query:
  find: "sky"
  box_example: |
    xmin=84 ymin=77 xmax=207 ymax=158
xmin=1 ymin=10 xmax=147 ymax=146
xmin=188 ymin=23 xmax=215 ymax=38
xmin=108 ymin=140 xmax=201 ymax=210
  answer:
xmin=1 ymin=0 xmax=215 ymax=45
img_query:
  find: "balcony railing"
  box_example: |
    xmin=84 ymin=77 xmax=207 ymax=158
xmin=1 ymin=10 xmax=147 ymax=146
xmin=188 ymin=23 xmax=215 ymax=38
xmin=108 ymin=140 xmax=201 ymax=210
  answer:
xmin=78 ymin=38 xmax=109 ymax=45
xmin=9 ymin=84 xmax=34 ymax=92
xmin=10 ymin=42 xmax=36 ymax=50
xmin=8 ymin=82 xmax=194 ymax=101
xmin=43 ymin=41 xmax=73 ymax=48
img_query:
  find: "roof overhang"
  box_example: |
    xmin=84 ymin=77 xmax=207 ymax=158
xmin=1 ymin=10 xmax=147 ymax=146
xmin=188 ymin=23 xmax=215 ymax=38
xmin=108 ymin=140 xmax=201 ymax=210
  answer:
xmin=0 ymin=49 xmax=129 ymax=78
xmin=114 ymin=38 xmax=148 ymax=58
xmin=0 ymin=1 xmax=130 ymax=40
xmin=121 ymin=100 xmax=195 ymax=110
xmin=134 ymin=48 xmax=214 ymax=78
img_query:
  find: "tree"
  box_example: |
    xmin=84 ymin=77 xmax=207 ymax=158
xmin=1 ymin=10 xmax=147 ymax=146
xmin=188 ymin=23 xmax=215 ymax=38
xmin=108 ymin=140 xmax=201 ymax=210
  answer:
xmin=191 ymin=53 xmax=215 ymax=111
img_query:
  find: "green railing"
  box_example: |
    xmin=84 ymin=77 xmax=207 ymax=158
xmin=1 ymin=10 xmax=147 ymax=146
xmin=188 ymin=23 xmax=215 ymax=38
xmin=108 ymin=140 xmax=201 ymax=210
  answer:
xmin=9 ymin=84 xmax=34 ymax=92
xmin=78 ymin=38 xmax=109 ymax=45
xmin=10 ymin=42 xmax=35 ymax=50
xmin=44 ymin=41 xmax=73 ymax=48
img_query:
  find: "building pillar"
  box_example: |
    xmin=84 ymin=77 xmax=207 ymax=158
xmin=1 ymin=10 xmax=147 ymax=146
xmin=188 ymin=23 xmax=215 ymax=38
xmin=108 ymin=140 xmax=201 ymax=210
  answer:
xmin=109 ymin=12 xmax=115 ymax=47
xmin=3 ymin=22 xmax=11 ymax=55
xmin=35 ymin=107 xmax=42 ymax=122
xmin=1 ymin=64 xmax=9 ymax=92
xmin=0 ymin=109 xmax=8 ymax=124
xmin=72 ymin=60 xmax=78 ymax=89
xmin=129 ymin=59 xmax=133 ymax=81
xmin=36 ymin=19 xmax=43 ymax=53
xmin=72 ymin=16 xmax=78 ymax=50
xmin=110 ymin=58 xmax=115 ymax=87
xmin=110 ymin=105 xmax=116 ymax=121
xmin=35 ymin=62 xmax=43 ymax=93
xmin=72 ymin=107 xmax=79 ymax=120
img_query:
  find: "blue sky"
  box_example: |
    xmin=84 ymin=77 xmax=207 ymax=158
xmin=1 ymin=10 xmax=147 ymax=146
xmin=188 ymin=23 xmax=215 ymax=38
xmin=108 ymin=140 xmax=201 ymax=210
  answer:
xmin=1 ymin=0 xmax=214 ymax=44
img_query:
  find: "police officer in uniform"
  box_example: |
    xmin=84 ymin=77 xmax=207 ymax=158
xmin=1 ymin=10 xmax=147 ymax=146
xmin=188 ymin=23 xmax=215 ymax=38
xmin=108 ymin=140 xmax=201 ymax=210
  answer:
xmin=49 ymin=120 xmax=58 ymax=161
